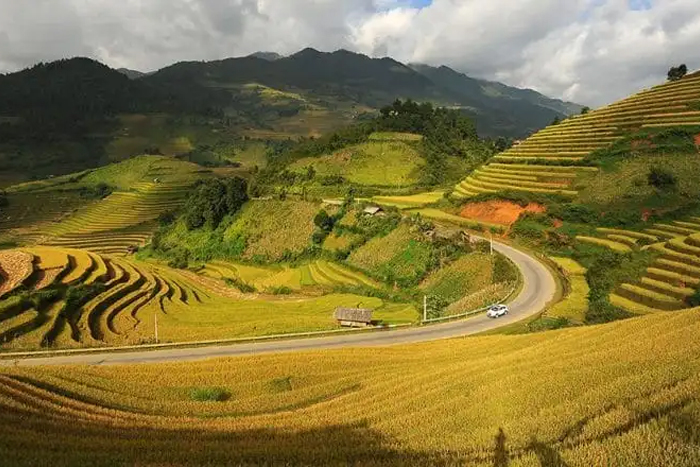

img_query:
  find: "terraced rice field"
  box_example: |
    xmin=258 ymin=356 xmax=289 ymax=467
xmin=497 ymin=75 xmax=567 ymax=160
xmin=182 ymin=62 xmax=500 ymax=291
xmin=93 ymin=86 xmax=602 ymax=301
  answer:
xmin=0 ymin=190 xmax=89 ymax=243
xmin=0 ymin=247 xmax=208 ymax=349
xmin=2 ymin=309 xmax=700 ymax=465
xmin=0 ymin=247 xmax=413 ymax=350
xmin=201 ymin=260 xmax=380 ymax=292
xmin=289 ymin=135 xmax=424 ymax=187
xmin=454 ymin=73 xmax=700 ymax=199
xmin=371 ymin=191 xmax=445 ymax=209
xmin=587 ymin=217 xmax=700 ymax=313
xmin=547 ymin=257 xmax=589 ymax=323
xmin=41 ymin=160 xmax=200 ymax=256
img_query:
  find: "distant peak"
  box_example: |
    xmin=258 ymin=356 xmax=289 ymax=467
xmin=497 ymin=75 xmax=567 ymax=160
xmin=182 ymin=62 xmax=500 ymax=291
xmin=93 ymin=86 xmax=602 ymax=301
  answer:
xmin=292 ymin=47 xmax=322 ymax=58
xmin=248 ymin=51 xmax=282 ymax=61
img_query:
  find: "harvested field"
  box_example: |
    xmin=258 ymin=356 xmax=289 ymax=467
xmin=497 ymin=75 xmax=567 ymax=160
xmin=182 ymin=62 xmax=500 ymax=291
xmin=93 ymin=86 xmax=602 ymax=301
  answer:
xmin=460 ymin=200 xmax=545 ymax=226
xmin=0 ymin=250 xmax=33 ymax=298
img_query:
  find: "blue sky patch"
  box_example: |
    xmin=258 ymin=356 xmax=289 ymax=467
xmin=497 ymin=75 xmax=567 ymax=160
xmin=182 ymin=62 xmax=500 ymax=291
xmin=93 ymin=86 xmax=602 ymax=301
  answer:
xmin=629 ymin=0 xmax=652 ymax=11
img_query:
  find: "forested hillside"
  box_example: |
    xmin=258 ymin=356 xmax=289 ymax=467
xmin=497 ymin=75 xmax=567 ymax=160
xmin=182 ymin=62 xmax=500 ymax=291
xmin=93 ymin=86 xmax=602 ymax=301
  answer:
xmin=0 ymin=50 xmax=580 ymax=184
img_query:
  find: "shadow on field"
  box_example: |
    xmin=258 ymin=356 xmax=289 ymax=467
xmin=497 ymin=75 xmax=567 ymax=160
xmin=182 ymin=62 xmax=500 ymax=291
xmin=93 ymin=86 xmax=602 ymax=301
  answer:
xmin=494 ymin=427 xmax=509 ymax=467
xmin=1 ymin=408 xmax=478 ymax=467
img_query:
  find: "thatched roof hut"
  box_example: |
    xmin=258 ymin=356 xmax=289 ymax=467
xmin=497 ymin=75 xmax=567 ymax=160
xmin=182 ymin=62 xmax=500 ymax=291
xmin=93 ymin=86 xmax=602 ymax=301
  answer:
xmin=334 ymin=307 xmax=374 ymax=327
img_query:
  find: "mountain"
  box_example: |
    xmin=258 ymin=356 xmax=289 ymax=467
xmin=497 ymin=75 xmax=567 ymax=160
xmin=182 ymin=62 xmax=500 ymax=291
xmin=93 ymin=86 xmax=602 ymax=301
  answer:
xmin=145 ymin=48 xmax=580 ymax=137
xmin=247 ymin=52 xmax=283 ymax=61
xmin=148 ymin=48 xmax=446 ymax=107
xmin=0 ymin=50 xmax=585 ymax=182
xmin=0 ymin=58 xmax=227 ymax=126
xmin=409 ymin=64 xmax=583 ymax=136
xmin=0 ymin=58 xmax=231 ymax=180
xmin=116 ymin=67 xmax=147 ymax=79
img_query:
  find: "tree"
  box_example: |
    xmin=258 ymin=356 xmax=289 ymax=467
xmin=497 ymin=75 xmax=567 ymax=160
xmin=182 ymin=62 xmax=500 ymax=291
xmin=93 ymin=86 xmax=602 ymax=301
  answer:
xmin=183 ymin=177 xmax=249 ymax=230
xmin=580 ymin=106 xmax=590 ymax=115
xmin=494 ymin=137 xmax=512 ymax=152
xmin=313 ymin=209 xmax=335 ymax=232
xmin=305 ymin=165 xmax=316 ymax=181
xmin=551 ymin=116 xmax=561 ymax=125
xmin=668 ymin=64 xmax=688 ymax=82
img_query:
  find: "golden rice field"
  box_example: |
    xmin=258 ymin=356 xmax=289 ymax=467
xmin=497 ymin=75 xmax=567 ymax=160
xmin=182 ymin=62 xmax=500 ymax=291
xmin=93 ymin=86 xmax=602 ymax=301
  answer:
xmin=454 ymin=72 xmax=700 ymax=200
xmin=371 ymin=191 xmax=445 ymax=209
xmin=420 ymin=252 xmax=494 ymax=305
xmin=547 ymin=257 xmax=589 ymax=323
xmin=577 ymin=217 xmax=700 ymax=315
xmin=322 ymin=230 xmax=364 ymax=252
xmin=2 ymin=156 xmax=204 ymax=255
xmin=200 ymin=259 xmax=381 ymax=292
xmin=2 ymin=309 xmax=700 ymax=465
xmin=0 ymin=246 xmax=415 ymax=351
xmin=289 ymin=136 xmax=424 ymax=187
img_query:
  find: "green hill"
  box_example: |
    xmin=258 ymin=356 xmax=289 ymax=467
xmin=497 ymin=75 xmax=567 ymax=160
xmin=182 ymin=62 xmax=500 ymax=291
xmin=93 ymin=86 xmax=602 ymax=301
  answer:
xmin=454 ymin=72 xmax=700 ymax=202
xmin=453 ymin=70 xmax=700 ymax=320
xmin=288 ymin=134 xmax=425 ymax=187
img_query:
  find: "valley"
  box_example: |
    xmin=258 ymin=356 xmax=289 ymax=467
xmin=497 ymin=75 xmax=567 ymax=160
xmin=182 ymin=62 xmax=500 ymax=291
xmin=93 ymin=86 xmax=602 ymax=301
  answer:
xmin=1 ymin=42 xmax=700 ymax=466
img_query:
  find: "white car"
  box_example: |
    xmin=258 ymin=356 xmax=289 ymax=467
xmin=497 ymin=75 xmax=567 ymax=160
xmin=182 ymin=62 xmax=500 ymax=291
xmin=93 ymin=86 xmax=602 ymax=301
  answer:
xmin=487 ymin=304 xmax=509 ymax=318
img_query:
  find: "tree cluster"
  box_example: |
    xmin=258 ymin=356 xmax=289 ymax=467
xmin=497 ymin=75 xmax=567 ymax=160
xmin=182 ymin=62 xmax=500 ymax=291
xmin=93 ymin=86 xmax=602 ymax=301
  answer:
xmin=667 ymin=64 xmax=688 ymax=82
xmin=183 ymin=177 xmax=249 ymax=230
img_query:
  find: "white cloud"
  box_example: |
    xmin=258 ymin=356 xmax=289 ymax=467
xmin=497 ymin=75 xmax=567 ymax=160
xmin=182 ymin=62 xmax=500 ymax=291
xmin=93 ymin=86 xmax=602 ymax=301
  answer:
xmin=0 ymin=0 xmax=699 ymax=107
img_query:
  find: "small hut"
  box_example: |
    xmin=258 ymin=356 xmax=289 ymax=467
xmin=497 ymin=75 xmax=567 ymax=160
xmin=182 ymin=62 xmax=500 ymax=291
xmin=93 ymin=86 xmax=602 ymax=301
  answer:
xmin=334 ymin=307 xmax=374 ymax=327
xmin=363 ymin=206 xmax=384 ymax=217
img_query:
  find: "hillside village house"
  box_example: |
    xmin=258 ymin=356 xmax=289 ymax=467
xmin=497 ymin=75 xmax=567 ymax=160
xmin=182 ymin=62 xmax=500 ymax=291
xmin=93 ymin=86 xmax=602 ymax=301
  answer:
xmin=334 ymin=307 xmax=374 ymax=327
xmin=363 ymin=206 xmax=384 ymax=217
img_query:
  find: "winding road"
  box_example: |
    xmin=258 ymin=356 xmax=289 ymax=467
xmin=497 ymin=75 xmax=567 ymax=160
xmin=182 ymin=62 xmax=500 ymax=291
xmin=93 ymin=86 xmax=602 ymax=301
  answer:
xmin=1 ymin=240 xmax=556 ymax=366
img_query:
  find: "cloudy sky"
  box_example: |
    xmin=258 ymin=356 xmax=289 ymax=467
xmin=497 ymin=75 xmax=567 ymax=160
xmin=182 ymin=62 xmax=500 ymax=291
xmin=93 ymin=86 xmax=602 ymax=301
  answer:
xmin=0 ymin=0 xmax=698 ymax=107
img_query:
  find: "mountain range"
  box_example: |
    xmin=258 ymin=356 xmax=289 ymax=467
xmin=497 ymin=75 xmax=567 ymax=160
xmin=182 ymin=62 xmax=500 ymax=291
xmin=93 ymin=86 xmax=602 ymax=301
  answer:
xmin=136 ymin=48 xmax=581 ymax=137
xmin=0 ymin=49 xmax=581 ymax=139
xmin=0 ymin=49 xmax=583 ymax=182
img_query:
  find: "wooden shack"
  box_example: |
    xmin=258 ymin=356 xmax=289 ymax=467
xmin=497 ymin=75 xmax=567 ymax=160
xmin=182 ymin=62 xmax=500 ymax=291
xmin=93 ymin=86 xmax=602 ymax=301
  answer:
xmin=363 ymin=206 xmax=384 ymax=217
xmin=334 ymin=307 xmax=374 ymax=327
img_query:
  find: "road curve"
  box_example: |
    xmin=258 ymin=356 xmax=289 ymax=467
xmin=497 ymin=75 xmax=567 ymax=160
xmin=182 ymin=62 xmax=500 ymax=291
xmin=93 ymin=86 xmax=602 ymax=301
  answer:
xmin=2 ymin=240 xmax=556 ymax=367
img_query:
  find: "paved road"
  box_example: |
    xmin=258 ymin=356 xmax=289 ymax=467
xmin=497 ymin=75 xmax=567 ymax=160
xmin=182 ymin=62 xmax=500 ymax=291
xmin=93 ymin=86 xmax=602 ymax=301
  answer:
xmin=2 ymin=240 xmax=556 ymax=366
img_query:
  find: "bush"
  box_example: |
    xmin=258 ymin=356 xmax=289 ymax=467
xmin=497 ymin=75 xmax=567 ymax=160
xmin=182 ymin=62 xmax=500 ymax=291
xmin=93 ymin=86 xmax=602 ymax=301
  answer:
xmin=583 ymin=249 xmax=651 ymax=324
xmin=648 ymin=166 xmax=677 ymax=191
xmin=19 ymin=288 xmax=61 ymax=309
xmin=528 ymin=316 xmax=571 ymax=332
xmin=585 ymin=299 xmax=633 ymax=324
xmin=320 ymin=175 xmax=346 ymax=186
xmin=512 ymin=219 xmax=547 ymax=241
xmin=267 ymin=286 xmax=293 ymax=295
xmin=157 ymin=210 xmax=177 ymax=226
xmin=224 ymin=277 xmax=256 ymax=294
xmin=314 ymin=210 xmax=335 ymax=232
xmin=189 ymin=387 xmax=231 ymax=402
xmin=558 ymin=204 xmax=597 ymax=224
xmin=686 ymin=289 xmax=700 ymax=307
xmin=167 ymin=249 xmax=190 ymax=269
xmin=311 ymin=229 xmax=328 ymax=245
xmin=78 ymin=182 xmax=113 ymax=200
xmin=493 ymin=254 xmax=518 ymax=283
